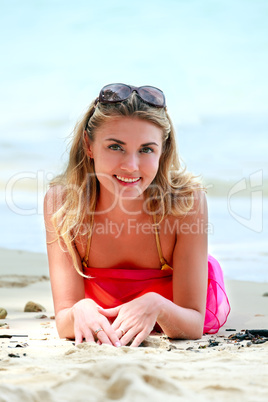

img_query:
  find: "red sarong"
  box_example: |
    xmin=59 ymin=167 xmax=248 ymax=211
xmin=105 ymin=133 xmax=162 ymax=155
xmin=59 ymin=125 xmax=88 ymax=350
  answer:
xmin=84 ymin=255 xmax=230 ymax=334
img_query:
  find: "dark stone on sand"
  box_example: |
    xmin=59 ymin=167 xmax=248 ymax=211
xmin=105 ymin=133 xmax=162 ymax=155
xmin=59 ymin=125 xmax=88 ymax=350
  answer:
xmin=24 ymin=301 xmax=46 ymax=312
xmin=208 ymin=339 xmax=220 ymax=347
xmin=167 ymin=344 xmax=177 ymax=351
xmin=0 ymin=308 xmax=7 ymax=319
xmin=246 ymin=329 xmax=268 ymax=337
xmin=35 ymin=314 xmax=48 ymax=319
xmin=228 ymin=329 xmax=268 ymax=344
xmin=8 ymin=353 xmax=20 ymax=358
xmin=263 ymin=292 xmax=268 ymax=297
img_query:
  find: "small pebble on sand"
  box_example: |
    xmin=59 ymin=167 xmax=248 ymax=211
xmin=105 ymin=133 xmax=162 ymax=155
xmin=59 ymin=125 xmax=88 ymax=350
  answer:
xmin=24 ymin=301 xmax=46 ymax=312
xmin=0 ymin=308 xmax=8 ymax=319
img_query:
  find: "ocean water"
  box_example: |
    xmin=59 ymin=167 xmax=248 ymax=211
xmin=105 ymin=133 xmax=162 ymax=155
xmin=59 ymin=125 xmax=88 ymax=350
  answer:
xmin=0 ymin=0 xmax=267 ymax=281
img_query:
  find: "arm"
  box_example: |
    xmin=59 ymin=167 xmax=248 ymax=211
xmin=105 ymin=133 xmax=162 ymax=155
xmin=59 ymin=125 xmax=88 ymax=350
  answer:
xmin=44 ymin=186 xmax=121 ymax=346
xmin=156 ymin=190 xmax=208 ymax=339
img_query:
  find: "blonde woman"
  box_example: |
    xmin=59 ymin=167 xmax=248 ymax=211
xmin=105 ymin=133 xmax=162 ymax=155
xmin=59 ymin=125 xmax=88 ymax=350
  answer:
xmin=44 ymin=84 xmax=230 ymax=347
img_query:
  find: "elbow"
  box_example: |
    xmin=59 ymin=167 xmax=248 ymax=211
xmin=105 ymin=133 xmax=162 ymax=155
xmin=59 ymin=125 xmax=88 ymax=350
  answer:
xmin=186 ymin=309 xmax=205 ymax=340
xmin=188 ymin=313 xmax=204 ymax=340
xmin=168 ymin=327 xmax=203 ymax=341
xmin=188 ymin=327 xmax=203 ymax=340
xmin=190 ymin=314 xmax=204 ymax=340
xmin=166 ymin=312 xmax=204 ymax=340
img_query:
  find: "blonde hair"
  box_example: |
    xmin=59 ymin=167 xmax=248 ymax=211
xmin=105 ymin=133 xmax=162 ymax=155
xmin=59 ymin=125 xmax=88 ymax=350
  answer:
xmin=49 ymin=92 xmax=203 ymax=275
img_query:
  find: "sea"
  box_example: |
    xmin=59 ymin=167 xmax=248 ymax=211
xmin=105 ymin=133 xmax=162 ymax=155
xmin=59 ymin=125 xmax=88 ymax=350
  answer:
xmin=0 ymin=0 xmax=267 ymax=282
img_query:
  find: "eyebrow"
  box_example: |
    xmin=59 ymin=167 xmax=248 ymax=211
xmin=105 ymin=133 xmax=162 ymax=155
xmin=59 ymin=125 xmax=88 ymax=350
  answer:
xmin=105 ymin=138 xmax=159 ymax=147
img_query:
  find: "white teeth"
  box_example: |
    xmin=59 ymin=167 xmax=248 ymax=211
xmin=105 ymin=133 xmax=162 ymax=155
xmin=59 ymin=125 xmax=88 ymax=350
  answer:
xmin=116 ymin=175 xmax=140 ymax=183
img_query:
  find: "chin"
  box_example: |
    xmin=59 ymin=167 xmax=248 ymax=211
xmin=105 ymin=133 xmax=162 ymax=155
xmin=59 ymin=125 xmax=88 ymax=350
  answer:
xmin=117 ymin=186 xmax=145 ymax=200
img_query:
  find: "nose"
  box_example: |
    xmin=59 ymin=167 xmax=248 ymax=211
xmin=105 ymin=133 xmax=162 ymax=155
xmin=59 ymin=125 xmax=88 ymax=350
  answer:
xmin=120 ymin=152 xmax=139 ymax=173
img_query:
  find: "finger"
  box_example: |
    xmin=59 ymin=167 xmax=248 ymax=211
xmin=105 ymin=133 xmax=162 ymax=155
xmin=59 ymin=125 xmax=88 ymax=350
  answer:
xmin=118 ymin=328 xmax=138 ymax=347
xmin=111 ymin=317 xmax=124 ymax=331
xmin=115 ymin=327 xmax=126 ymax=339
xmin=84 ymin=329 xmax=95 ymax=344
xmin=74 ymin=330 xmax=84 ymax=346
xmin=95 ymin=329 xmax=113 ymax=346
xmin=99 ymin=307 xmax=120 ymax=317
xmin=131 ymin=331 xmax=148 ymax=347
xmin=101 ymin=322 xmax=121 ymax=347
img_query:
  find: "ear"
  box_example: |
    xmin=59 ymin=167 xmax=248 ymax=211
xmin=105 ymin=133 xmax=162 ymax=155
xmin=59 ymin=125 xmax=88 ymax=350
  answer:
xmin=84 ymin=131 xmax=94 ymax=158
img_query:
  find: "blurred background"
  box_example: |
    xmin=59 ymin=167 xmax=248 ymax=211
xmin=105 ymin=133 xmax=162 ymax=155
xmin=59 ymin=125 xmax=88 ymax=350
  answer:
xmin=0 ymin=0 xmax=267 ymax=281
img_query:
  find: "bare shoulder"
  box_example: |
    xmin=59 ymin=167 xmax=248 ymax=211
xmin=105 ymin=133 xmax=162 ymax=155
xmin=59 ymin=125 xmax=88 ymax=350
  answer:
xmin=193 ymin=189 xmax=207 ymax=213
xmin=163 ymin=190 xmax=208 ymax=241
xmin=161 ymin=191 xmax=207 ymax=244
xmin=43 ymin=185 xmax=67 ymax=240
xmin=44 ymin=185 xmax=66 ymax=217
xmin=181 ymin=190 xmax=207 ymax=223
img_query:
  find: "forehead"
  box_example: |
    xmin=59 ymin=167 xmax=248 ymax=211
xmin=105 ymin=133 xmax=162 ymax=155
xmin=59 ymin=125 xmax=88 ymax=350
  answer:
xmin=94 ymin=117 xmax=163 ymax=143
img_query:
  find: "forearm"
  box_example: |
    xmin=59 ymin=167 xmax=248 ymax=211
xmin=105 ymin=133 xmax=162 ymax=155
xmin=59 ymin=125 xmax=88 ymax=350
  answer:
xmin=153 ymin=293 xmax=204 ymax=340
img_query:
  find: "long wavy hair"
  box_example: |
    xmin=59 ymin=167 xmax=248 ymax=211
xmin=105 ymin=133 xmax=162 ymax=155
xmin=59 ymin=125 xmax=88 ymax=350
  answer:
xmin=49 ymin=92 xmax=203 ymax=275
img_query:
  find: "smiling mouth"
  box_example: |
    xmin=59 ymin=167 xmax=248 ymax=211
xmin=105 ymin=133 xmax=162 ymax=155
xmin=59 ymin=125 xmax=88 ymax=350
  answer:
xmin=115 ymin=175 xmax=141 ymax=183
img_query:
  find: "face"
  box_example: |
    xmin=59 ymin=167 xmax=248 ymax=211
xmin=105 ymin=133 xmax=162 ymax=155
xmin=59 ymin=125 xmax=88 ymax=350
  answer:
xmin=87 ymin=117 xmax=163 ymax=203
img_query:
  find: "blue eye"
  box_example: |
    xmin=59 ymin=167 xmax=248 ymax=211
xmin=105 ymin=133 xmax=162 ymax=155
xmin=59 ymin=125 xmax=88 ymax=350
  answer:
xmin=140 ymin=147 xmax=153 ymax=154
xmin=108 ymin=144 xmax=123 ymax=151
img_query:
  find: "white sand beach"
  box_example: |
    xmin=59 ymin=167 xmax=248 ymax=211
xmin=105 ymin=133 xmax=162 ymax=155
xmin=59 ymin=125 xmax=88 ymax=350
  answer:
xmin=0 ymin=247 xmax=268 ymax=402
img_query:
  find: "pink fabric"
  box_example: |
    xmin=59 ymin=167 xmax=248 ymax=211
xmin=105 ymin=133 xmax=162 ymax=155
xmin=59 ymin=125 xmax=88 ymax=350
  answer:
xmin=83 ymin=255 xmax=230 ymax=334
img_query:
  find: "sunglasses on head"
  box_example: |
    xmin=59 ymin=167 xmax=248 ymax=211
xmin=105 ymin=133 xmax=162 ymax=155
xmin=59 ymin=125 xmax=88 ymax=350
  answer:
xmin=97 ymin=83 xmax=166 ymax=108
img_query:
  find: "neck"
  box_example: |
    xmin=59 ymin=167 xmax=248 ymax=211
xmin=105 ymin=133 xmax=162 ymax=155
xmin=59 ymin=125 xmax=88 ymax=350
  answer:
xmin=96 ymin=188 xmax=148 ymax=221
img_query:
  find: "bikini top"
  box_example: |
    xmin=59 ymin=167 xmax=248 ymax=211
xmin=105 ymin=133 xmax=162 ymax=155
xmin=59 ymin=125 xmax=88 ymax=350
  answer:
xmin=82 ymin=213 xmax=173 ymax=271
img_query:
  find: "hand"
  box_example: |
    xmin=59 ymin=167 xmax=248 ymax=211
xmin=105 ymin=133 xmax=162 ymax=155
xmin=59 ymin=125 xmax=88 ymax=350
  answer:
xmin=99 ymin=293 xmax=163 ymax=347
xmin=71 ymin=299 xmax=121 ymax=347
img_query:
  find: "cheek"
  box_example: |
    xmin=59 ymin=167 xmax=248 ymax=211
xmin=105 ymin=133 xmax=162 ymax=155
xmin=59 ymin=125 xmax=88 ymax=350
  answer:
xmin=142 ymin=155 xmax=161 ymax=176
xmin=93 ymin=151 xmax=118 ymax=173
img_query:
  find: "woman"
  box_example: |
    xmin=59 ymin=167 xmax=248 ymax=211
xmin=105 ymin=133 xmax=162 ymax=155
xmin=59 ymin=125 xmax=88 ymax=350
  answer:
xmin=44 ymin=83 xmax=230 ymax=347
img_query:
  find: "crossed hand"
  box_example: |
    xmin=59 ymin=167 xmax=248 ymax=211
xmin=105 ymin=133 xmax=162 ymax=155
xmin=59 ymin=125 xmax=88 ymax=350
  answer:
xmin=73 ymin=293 xmax=161 ymax=347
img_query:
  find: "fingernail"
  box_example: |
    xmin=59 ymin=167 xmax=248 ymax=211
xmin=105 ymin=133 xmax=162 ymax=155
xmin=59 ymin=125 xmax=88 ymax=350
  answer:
xmin=115 ymin=342 xmax=121 ymax=347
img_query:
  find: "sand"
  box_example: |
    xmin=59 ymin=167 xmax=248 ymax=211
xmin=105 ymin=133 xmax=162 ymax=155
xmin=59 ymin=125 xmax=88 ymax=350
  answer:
xmin=0 ymin=247 xmax=268 ymax=402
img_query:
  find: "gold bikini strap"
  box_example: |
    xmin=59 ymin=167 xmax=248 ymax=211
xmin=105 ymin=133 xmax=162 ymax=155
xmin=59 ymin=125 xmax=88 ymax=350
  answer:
xmin=82 ymin=209 xmax=95 ymax=268
xmin=152 ymin=214 xmax=173 ymax=271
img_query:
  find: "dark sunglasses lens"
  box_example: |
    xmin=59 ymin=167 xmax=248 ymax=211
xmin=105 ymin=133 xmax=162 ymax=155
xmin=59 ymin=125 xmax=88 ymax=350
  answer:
xmin=138 ymin=86 xmax=165 ymax=107
xmin=101 ymin=84 xmax=131 ymax=102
